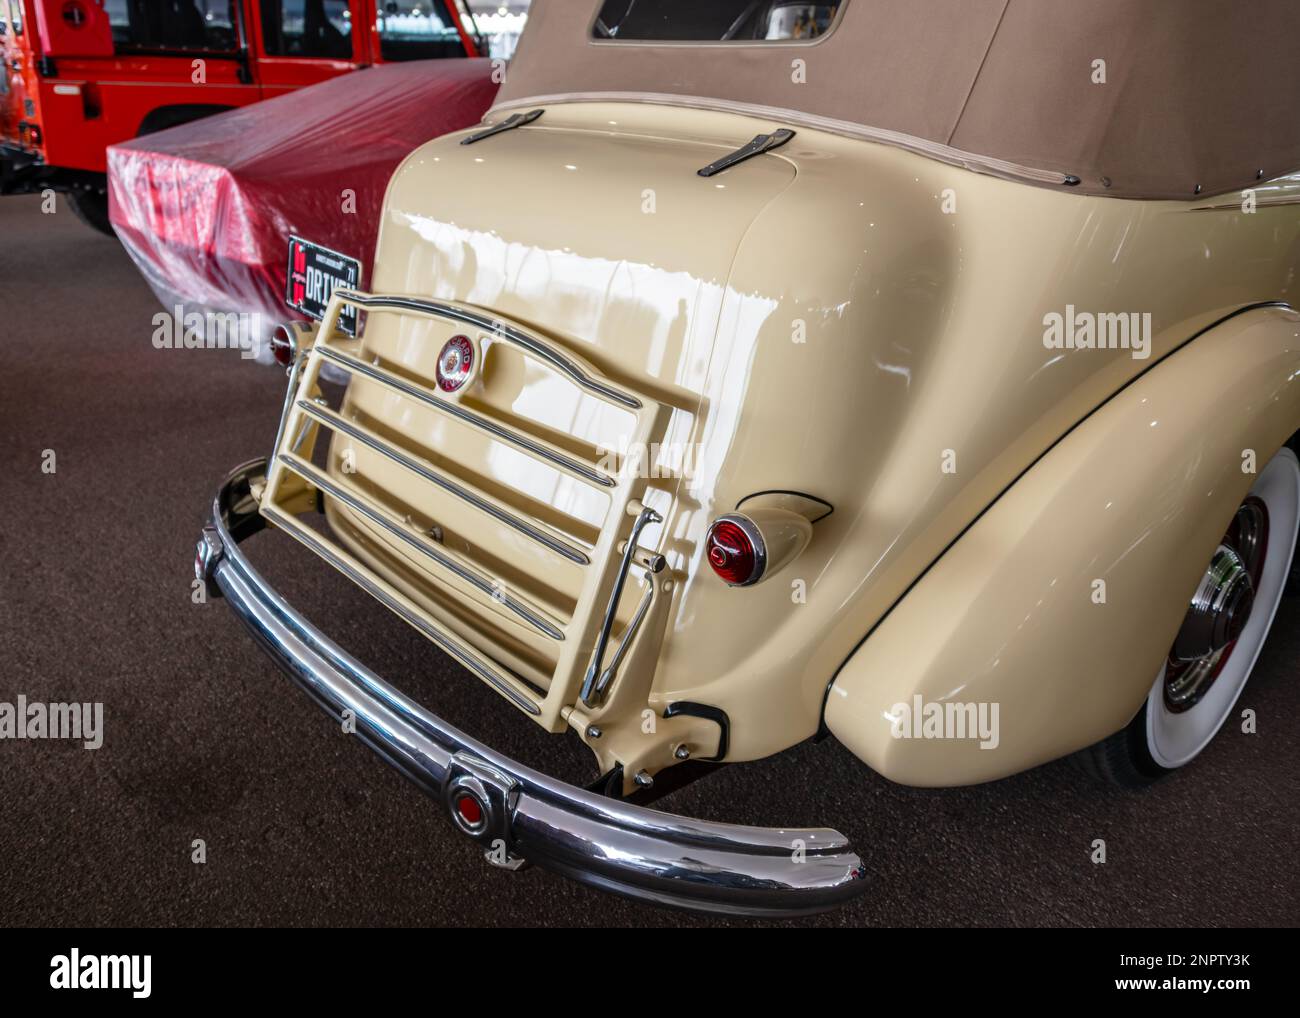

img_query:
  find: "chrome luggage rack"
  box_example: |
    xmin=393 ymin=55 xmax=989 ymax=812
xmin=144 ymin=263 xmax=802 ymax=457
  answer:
xmin=196 ymin=457 xmax=868 ymax=916
xmin=197 ymin=290 xmax=869 ymax=916
xmin=259 ymin=289 xmax=673 ymax=732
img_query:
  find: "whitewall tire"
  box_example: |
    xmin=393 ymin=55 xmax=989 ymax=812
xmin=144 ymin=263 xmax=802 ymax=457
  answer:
xmin=1077 ymin=442 xmax=1300 ymax=787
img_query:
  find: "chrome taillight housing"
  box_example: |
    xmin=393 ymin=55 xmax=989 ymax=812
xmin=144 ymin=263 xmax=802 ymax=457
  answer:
xmin=706 ymin=514 xmax=766 ymax=586
xmin=270 ymin=321 xmax=316 ymax=368
xmin=705 ymin=502 xmax=820 ymax=587
xmin=270 ymin=324 xmax=297 ymax=367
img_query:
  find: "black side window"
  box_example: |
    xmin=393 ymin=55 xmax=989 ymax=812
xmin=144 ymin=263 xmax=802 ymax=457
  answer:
xmin=261 ymin=0 xmax=354 ymax=59
xmin=376 ymin=0 xmax=463 ymax=61
xmin=105 ymin=0 xmax=237 ymax=52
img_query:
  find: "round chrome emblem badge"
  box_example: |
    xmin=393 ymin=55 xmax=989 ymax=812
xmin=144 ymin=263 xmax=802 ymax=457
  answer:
xmin=436 ymin=334 xmax=475 ymax=393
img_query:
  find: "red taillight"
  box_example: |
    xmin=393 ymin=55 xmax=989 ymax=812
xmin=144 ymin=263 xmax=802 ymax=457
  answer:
xmin=705 ymin=515 xmax=764 ymax=586
xmin=270 ymin=325 xmax=296 ymax=367
xmin=454 ymin=794 xmax=484 ymax=828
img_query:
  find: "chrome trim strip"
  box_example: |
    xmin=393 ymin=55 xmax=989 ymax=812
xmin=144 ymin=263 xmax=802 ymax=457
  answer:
xmin=269 ymin=353 xmax=306 ymax=472
xmin=203 ymin=458 xmax=867 ymax=917
xmin=331 ymin=289 xmax=643 ymax=411
xmin=280 ymin=453 xmax=567 ymax=642
xmin=580 ymin=503 xmax=662 ymax=706
xmin=316 ymin=343 xmax=616 ymax=489
xmin=1192 ymin=195 xmax=1300 ymax=211
xmin=592 ymin=572 xmax=654 ymax=704
xmin=298 ymin=399 xmax=591 ymax=566
xmin=261 ymin=505 xmax=543 ymax=716
xmin=488 ymin=92 xmax=1076 ymax=188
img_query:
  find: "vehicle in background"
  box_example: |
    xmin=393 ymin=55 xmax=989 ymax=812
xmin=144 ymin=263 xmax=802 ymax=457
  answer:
xmin=467 ymin=0 xmax=527 ymax=58
xmin=0 ymin=0 xmax=483 ymax=233
xmin=108 ymin=57 xmax=497 ymax=352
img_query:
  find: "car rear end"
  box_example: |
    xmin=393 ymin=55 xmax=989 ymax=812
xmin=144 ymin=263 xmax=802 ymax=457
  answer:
xmin=263 ymin=106 xmax=802 ymax=768
xmin=195 ymin=99 xmax=873 ymax=915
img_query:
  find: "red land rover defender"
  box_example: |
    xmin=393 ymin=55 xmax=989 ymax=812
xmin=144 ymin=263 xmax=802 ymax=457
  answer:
xmin=0 ymin=0 xmax=482 ymax=232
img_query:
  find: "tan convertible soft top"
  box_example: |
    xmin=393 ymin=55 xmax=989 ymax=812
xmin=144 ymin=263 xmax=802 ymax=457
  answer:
xmin=493 ymin=0 xmax=1300 ymax=200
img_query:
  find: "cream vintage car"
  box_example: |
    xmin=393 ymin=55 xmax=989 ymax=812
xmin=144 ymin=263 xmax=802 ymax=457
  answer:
xmin=195 ymin=0 xmax=1300 ymax=916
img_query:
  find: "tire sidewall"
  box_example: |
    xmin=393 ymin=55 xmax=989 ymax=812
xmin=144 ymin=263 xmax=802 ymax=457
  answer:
xmin=1141 ymin=446 xmax=1300 ymax=772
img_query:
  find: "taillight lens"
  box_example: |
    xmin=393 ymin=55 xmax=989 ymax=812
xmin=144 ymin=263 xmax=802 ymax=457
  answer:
xmin=270 ymin=325 xmax=296 ymax=367
xmin=705 ymin=515 xmax=763 ymax=586
xmin=454 ymin=794 xmax=484 ymax=829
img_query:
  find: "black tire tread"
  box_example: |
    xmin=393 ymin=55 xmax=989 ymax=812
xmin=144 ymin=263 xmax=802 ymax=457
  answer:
xmin=66 ymin=190 xmax=115 ymax=238
xmin=1071 ymin=706 xmax=1167 ymax=788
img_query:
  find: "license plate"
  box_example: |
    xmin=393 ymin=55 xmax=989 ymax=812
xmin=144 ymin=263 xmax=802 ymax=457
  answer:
xmin=285 ymin=235 xmax=361 ymax=336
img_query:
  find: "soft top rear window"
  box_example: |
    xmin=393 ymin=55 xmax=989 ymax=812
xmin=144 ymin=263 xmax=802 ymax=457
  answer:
xmin=592 ymin=1 xmax=842 ymax=42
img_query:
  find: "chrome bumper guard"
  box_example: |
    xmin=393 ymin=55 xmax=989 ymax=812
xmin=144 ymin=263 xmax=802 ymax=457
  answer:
xmin=198 ymin=458 xmax=867 ymax=917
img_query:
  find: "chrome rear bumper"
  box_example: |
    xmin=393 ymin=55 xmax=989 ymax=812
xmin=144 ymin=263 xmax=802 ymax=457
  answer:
xmin=197 ymin=458 xmax=867 ymax=917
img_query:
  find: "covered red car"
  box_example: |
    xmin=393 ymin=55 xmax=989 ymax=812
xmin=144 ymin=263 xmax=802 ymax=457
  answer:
xmin=107 ymin=57 xmax=498 ymax=352
xmin=1 ymin=0 xmax=486 ymax=232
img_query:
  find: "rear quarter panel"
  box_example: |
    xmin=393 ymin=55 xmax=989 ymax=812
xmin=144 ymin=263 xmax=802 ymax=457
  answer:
xmin=824 ymin=305 xmax=1300 ymax=784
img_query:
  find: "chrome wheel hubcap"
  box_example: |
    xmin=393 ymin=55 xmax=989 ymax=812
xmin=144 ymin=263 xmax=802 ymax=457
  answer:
xmin=1165 ymin=498 xmax=1269 ymax=712
xmin=1147 ymin=449 xmax=1300 ymax=770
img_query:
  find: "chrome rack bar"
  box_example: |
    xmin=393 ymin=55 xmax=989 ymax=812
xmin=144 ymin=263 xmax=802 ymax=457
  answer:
xmin=269 ymin=352 xmax=307 ymax=473
xmin=590 ymin=571 xmax=655 ymax=706
xmin=580 ymin=502 xmax=663 ymax=707
xmin=280 ymin=453 xmax=567 ymax=642
xmin=298 ymin=399 xmax=591 ymax=566
xmin=315 ymin=343 xmax=615 ymax=489
xmin=259 ymin=503 xmax=544 ymax=716
xmin=330 ymin=289 xmax=643 ymax=410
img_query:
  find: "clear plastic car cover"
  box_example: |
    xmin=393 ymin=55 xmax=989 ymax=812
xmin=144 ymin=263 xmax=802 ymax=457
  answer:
xmin=108 ymin=59 xmax=498 ymax=356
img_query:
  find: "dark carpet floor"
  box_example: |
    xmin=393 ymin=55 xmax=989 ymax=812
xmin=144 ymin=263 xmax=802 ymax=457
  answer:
xmin=1 ymin=194 xmax=1297 ymax=927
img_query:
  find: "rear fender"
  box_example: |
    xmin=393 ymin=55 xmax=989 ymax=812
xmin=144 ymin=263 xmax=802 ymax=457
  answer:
xmin=823 ymin=305 xmax=1300 ymax=786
